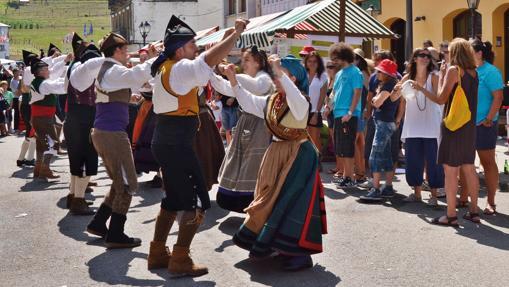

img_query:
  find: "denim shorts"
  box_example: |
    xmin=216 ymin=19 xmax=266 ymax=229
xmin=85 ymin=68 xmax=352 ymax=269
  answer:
xmin=221 ymin=106 xmax=239 ymax=131
xmin=369 ymin=120 xmax=396 ymax=173
xmin=476 ymin=122 xmax=498 ymax=150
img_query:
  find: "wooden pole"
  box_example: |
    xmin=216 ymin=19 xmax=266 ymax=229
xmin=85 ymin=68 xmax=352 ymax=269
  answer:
xmin=339 ymin=0 xmax=346 ymax=42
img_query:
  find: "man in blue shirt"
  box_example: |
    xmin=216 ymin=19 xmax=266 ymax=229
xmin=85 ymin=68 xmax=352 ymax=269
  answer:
xmin=329 ymin=43 xmax=363 ymax=187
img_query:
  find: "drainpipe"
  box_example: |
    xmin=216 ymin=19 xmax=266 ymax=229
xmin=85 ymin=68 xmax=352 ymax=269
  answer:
xmin=405 ymin=0 xmax=413 ymax=61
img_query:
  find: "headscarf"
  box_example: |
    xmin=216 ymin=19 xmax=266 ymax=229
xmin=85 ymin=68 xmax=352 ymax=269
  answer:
xmin=281 ymin=55 xmax=309 ymax=94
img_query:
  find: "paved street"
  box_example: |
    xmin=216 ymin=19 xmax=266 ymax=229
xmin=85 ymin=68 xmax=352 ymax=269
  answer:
xmin=1 ymin=134 xmax=509 ymax=287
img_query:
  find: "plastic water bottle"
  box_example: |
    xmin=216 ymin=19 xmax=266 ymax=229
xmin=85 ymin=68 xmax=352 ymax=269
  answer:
xmin=504 ymin=160 xmax=509 ymax=175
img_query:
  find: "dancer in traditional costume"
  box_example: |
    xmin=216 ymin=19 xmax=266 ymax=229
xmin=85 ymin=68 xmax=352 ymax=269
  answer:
xmin=131 ymin=80 xmax=162 ymax=187
xmin=146 ymin=15 xmax=247 ymax=277
xmin=79 ymin=32 xmax=157 ymax=248
xmin=212 ymin=46 xmax=274 ymax=213
xmin=29 ymin=57 xmax=68 ymax=180
xmin=222 ymin=55 xmax=327 ymax=271
xmin=16 ymin=50 xmax=38 ymax=168
xmin=193 ymin=84 xmax=225 ymax=192
xmin=64 ymin=33 xmax=102 ymax=215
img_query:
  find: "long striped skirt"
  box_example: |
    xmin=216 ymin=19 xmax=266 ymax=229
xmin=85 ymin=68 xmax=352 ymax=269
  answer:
xmin=233 ymin=140 xmax=327 ymax=257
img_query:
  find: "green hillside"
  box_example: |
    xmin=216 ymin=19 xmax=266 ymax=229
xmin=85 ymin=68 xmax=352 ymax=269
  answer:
xmin=0 ymin=0 xmax=111 ymax=60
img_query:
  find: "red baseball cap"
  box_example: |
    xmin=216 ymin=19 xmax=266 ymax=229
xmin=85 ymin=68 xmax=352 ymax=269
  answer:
xmin=299 ymin=45 xmax=316 ymax=57
xmin=375 ymin=59 xmax=398 ymax=78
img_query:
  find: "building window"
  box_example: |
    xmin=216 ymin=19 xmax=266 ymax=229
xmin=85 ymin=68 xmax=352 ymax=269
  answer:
xmin=240 ymin=0 xmax=246 ymax=13
xmin=453 ymin=10 xmax=482 ymax=40
xmin=229 ymin=0 xmax=237 ymax=15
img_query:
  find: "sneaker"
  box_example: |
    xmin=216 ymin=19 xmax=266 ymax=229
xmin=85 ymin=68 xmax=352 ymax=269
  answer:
xmin=427 ymin=197 xmax=439 ymax=207
xmin=421 ymin=181 xmax=431 ymax=191
xmin=337 ymin=177 xmax=355 ymax=188
xmin=360 ymin=188 xmax=383 ymax=202
xmin=357 ymin=178 xmax=373 ymax=189
xmin=436 ymin=188 xmax=446 ymax=198
xmin=380 ymin=185 xmax=395 ymax=198
xmin=403 ymin=193 xmax=422 ymax=202
xmin=332 ymin=176 xmax=344 ymax=184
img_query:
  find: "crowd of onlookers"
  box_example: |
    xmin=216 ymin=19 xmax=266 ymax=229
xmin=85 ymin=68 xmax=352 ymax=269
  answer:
xmin=316 ymin=37 xmax=504 ymax=226
xmin=0 ymin=66 xmax=22 ymax=137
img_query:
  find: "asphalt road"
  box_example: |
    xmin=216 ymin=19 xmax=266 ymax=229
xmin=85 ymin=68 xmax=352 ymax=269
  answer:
xmin=1 ymin=134 xmax=509 ymax=287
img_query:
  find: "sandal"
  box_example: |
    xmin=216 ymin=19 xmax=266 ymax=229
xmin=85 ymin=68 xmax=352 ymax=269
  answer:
xmin=327 ymin=168 xmax=338 ymax=174
xmin=456 ymin=200 xmax=469 ymax=209
xmin=463 ymin=212 xmax=481 ymax=224
xmin=483 ymin=204 xmax=497 ymax=215
xmin=431 ymin=215 xmax=459 ymax=227
xmin=333 ymin=172 xmax=343 ymax=179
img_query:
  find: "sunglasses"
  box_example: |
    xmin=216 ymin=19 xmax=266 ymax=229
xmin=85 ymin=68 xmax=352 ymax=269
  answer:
xmin=416 ymin=53 xmax=431 ymax=59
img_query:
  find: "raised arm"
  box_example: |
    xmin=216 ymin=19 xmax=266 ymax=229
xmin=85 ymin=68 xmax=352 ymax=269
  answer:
xmin=70 ymin=57 xmax=105 ymax=92
xmin=279 ymin=73 xmax=308 ymax=120
xmin=235 ymin=73 xmax=273 ymax=95
xmin=223 ymin=64 xmax=266 ymax=119
xmin=204 ymin=20 xmax=248 ymax=67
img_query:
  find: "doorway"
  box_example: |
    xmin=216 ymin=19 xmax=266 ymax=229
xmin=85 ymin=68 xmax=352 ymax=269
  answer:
xmin=390 ymin=19 xmax=406 ymax=74
xmin=505 ymin=9 xmax=509 ymax=82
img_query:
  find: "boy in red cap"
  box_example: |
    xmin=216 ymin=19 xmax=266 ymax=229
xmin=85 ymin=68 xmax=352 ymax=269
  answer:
xmin=360 ymin=59 xmax=400 ymax=202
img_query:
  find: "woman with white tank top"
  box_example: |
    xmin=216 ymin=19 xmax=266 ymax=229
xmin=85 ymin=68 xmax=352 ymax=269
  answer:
xmin=391 ymin=48 xmax=444 ymax=206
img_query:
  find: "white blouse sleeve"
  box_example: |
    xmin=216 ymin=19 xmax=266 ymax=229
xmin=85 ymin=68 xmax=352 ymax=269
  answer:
xmin=39 ymin=78 xmax=66 ymax=95
xmin=231 ymin=83 xmax=267 ymax=119
xmin=280 ymin=73 xmax=308 ymax=121
xmin=236 ymin=73 xmax=273 ymax=95
xmin=208 ymin=72 xmax=235 ymax=97
xmin=70 ymin=58 xmax=105 ymax=92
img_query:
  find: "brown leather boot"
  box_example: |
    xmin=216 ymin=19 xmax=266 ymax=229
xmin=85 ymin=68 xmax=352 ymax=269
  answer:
xmin=168 ymin=245 xmax=208 ymax=278
xmin=147 ymin=209 xmax=176 ymax=270
xmin=34 ymin=162 xmax=41 ymax=178
xmin=70 ymin=197 xmax=95 ymax=216
xmin=39 ymin=164 xmax=60 ymax=179
xmin=148 ymin=241 xmax=171 ymax=270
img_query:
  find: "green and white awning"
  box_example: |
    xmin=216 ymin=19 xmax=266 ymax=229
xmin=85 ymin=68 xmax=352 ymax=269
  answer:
xmin=196 ymin=11 xmax=286 ymax=48
xmin=241 ymin=0 xmax=395 ymax=48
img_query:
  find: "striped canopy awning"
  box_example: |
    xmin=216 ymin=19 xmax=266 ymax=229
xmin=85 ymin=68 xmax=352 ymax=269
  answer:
xmin=195 ymin=26 xmax=220 ymax=41
xmin=196 ymin=11 xmax=286 ymax=48
xmin=241 ymin=0 xmax=395 ymax=48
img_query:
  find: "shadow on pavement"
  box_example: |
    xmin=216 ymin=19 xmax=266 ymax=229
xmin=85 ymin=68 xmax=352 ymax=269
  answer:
xmin=88 ymin=250 xmax=166 ymax=286
xmin=11 ymin=167 xmax=33 ymax=179
xmin=235 ymin=258 xmax=341 ymax=287
xmin=19 ymin=179 xmax=65 ymax=192
xmin=215 ymin=216 xmax=244 ymax=253
xmin=57 ymin=211 xmax=102 ymax=244
xmin=150 ymin=269 xmax=216 ymax=287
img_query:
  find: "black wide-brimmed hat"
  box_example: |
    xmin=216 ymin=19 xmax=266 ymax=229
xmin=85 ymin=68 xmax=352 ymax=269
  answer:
xmin=47 ymin=43 xmax=61 ymax=57
xmin=22 ymin=50 xmax=38 ymax=66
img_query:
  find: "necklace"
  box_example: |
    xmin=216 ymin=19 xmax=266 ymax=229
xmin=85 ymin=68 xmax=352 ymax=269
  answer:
xmin=416 ymin=76 xmax=427 ymax=112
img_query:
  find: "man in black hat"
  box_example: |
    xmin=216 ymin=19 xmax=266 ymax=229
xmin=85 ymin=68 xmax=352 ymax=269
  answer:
xmin=80 ymin=32 xmax=158 ymax=249
xmin=63 ymin=33 xmax=103 ymax=215
xmin=147 ymin=15 xmax=247 ymax=278
xmin=29 ymin=56 xmax=70 ymax=180
xmin=16 ymin=50 xmax=39 ymax=169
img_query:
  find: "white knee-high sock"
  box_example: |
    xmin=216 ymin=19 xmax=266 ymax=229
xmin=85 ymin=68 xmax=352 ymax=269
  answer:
xmin=70 ymin=175 xmax=77 ymax=195
xmin=75 ymin=176 xmax=90 ymax=198
xmin=18 ymin=139 xmax=30 ymax=161
xmin=26 ymin=137 xmax=36 ymax=161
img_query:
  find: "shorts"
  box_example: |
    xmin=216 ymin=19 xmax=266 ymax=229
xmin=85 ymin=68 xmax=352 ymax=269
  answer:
xmin=308 ymin=112 xmax=324 ymax=128
xmin=476 ymin=122 xmax=498 ymax=150
xmin=334 ymin=116 xmax=358 ymax=158
xmin=357 ymin=116 xmax=366 ymax=133
xmin=221 ymin=106 xmax=239 ymax=131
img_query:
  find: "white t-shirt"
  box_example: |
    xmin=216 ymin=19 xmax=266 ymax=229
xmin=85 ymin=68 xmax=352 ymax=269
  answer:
xmin=212 ymin=100 xmax=222 ymax=122
xmin=401 ymin=73 xmax=443 ymax=141
xmin=308 ymin=72 xmax=328 ymax=112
